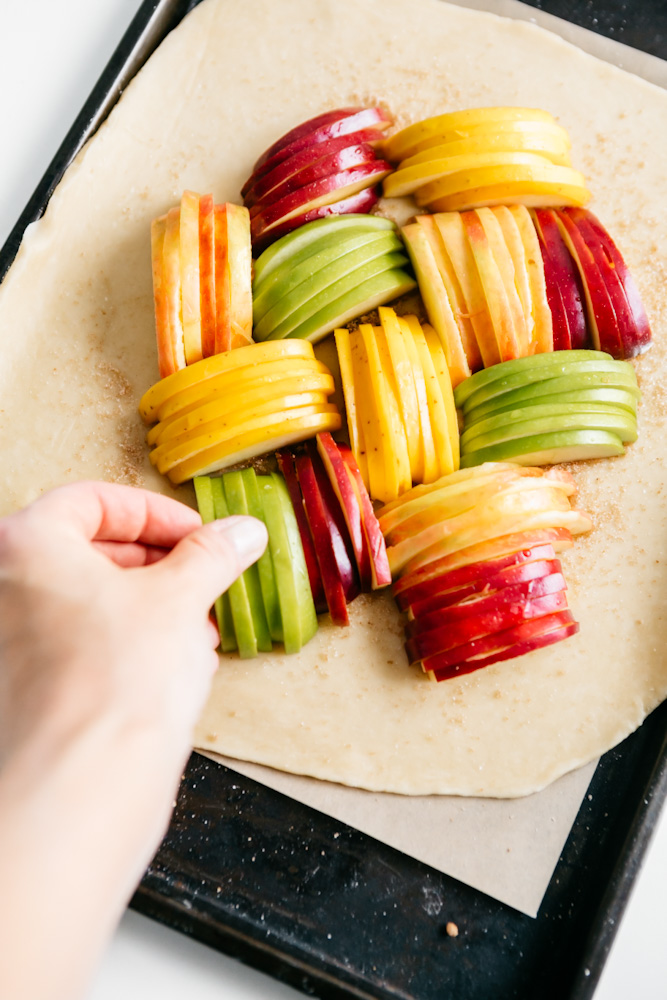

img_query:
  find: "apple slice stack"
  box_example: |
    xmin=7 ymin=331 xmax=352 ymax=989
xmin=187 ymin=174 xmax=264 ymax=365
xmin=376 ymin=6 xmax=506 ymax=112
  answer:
xmin=533 ymin=207 xmax=653 ymax=359
xmin=383 ymin=107 xmax=590 ymax=212
xmin=335 ymin=307 xmax=459 ymax=503
xmin=456 ymin=350 xmax=640 ymax=467
xmin=379 ymin=462 xmax=592 ymax=681
xmin=251 ymin=215 xmax=416 ymax=344
xmin=278 ymin=434 xmax=391 ymax=625
xmin=139 ymin=340 xmax=341 ymax=483
xmin=194 ymin=469 xmax=318 ymax=657
xmin=401 ymin=206 xmax=553 ymax=385
xmin=241 ymin=108 xmax=394 ymax=253
xmin=151 ymin=192 xmax=252 ymax=376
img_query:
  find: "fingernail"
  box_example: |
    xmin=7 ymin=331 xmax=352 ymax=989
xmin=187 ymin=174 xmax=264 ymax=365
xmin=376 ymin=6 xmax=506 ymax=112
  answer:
xmin=210 ymin=515 xmax=268 ymax=563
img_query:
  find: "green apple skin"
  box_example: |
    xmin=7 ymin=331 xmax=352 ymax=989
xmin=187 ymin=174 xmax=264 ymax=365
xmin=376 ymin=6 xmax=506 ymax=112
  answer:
xmin=222 ymin=472 xmax=273 ymax=653
xmin=462 ymin=401 xmax=637 ymax=450
xmin=254 ymin=241 xmax=406 ymax=341
xmin=211 ymin=477 xmax=258 ymax=659
xmin=240 ymin=468 xmax=283 ymax=642
xmin=252 ymin=214 xmax=396 ymax=287
xmin=464 ymin=377 xmax=639 ymax=423
xmin=193 ymin=476 xmax=236 ymax=652
xmin=460 ymin=429 xmax=625 ymax=468
xmin=253 ymin=228 xmax=401 ymax=324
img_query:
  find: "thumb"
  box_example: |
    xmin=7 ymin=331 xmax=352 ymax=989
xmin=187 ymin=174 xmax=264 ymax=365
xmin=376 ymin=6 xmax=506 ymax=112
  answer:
xmin=151 ymin=515 xmax=268 ymax=607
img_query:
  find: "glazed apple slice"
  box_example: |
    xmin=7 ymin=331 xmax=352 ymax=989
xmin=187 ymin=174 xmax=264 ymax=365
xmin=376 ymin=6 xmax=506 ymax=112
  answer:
xmin=532 ymin=208 xmax=587 ymax=350
xmin=150 ymin=214 xmax=178 ymax=377
xmin=198 ymin=194 xmax=216 ymax=358
xmin=425 ymin=610 xmax=578 ymax=681
xmin=252 ymin=187 xmax=380 ymax=256
xmin=338 ymin=443 xmax=392 ymax=590
xmin=276 ymin=449 xmax=327 ymax=614
xmin=316 ymin=432 xmax=372 ymax=592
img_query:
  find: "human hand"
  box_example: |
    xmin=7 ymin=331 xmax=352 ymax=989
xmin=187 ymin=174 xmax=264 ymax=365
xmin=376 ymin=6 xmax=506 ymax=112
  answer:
xmin=0 ymin=480 xmax=267 ymax=1000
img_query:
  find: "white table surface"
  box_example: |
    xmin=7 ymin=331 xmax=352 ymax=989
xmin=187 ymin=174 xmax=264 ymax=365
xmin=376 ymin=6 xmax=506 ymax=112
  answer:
xmin=1 ymin=2 xmax=666 ymax=998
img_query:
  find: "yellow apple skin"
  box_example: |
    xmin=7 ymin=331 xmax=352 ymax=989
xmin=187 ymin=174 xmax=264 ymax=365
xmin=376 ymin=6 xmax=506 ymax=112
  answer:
xmin=415 ymin=159 xmax=589 ymax=209
xmin=225 ymin=203 xmax=253 ymax=349
xmin=397 ymin=317 xmax=439 ymax=484
xmin=334 ymin=327 xmax=369 ymax=486
xmin=422 ymin=323 xmax=460 ymax=471
xmin=462 ymin=211 xmax=521 ymax=363
xmin=378 ymin=307 xmax=422 ymax=480
xmin=397 ymin=125 xmax=572 ymax=170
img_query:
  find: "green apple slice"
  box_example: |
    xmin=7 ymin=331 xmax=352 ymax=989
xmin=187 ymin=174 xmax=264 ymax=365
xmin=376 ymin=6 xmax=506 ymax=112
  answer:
xmin=463 ymin=407 xmax=637 ymax=453
xmin=464 ymin=372 xmax=640 ymax=422
xmin=257 ymin=473 xmax=318 ymax=654
xmin=454 ymin=348 xmax=614 ymax=407
xmin=254 ymin=240 xmax=405 ymax=341
xmin=193 ymin=476 xmax=236 ymax=652
xmin=221 ymin=471 xmax=273 ymax=653
xmin=253 ymin=228 xmax=401 ymax=324
xmin=460 ymin=428 xmax=625 ymax=468
xmin=240 ymin=467 xmax=283 ymax=642
xmin=210 ymin=477 xmax=258 ymax=658
xmin=252 ymin=214 xmax=396 ymax=287
xmin=459 ymin=358 xmax=637 ymax=414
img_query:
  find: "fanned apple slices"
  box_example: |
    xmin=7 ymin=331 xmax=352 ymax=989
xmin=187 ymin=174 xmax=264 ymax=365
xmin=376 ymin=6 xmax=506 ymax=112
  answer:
xmin=252 ymin=215 xmax=416 ymax=344
xmin=139 ymin=340 xmax=341 ymax=483
xmin=335 ymin=307 xmax=459 ymax=504
xmin=242 ymin=107 xmax=394 ymax=253
xmin=151 ymin=192 xmax=252 ymax=377
xmin=377 ymin=462 xmax=591 ymax=681
xmin=456 ymin=350 xmax=640 ymax=467
xmin=383 ymin=107 xmax=590 ymax=212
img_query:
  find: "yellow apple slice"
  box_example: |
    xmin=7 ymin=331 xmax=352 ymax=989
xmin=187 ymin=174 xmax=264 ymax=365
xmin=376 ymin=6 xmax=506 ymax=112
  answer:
xmin=180 ymin=190 xmax=203 ymax=365
xmin=508 ymin=205 xmax=553 ymax=353
xmin=334 ymin=327 xmax=369 ymax=487
xmin=422 ymin=323 xmax=460 ymax=471
xmin=373 ymin=322 xmax=413 ymax=494
xmin=383 ymin=107 xmax=557 ymax=162
xmin=397 ymin=317 xmax=439 ymax=484
xmin=475 ymin=207 xmax=529 ymax=355
xmin=398 ymin=118 xmax=571 ymax=161
xmin=349 ymin=327 xmax=390 ymax=500
xmin=224 ymin=203 xmax=253 ymax=349
xmin=358 ymin=323 xmax=411 ymax=502
xmin=150 ymin=214 xmax=178 ymax=377
xmin=461 ymin=211 xmax=521 ymax=363
xmin=415 ymin=215 xmax=482 ymax=371
xmin=378 ymin=307 xmax=422 ymax=481
xmin=139 ymin=338 xmax=315 ymax=423
xmin=386 ymin=150 xmax=568 ymax=199
xmin=214 ymin=203 xmax=232 ymax=353
xmin=154 ymin=401 xmax=340 ymax=474
xmin=406 ymin=317 xmax=455 ymax=478
xmin=401 ymin=222 xmax=470 ymax=386
xmin=491 ymin=206 xmax=534 ymax=348
xmin=162 ymin=206 xmax=186 ymax=373
xmin=397 ymin=124 xmax=572 ymax=170
xmin=418 ymin=163 xmax=590 ymax=212
xmin=166 ymin=408 xmax=342 ymax=484
xmin=432 ymin=212 xmax=500 ymax=369
xmin=199 ymin=193 xmax=216 ymax=358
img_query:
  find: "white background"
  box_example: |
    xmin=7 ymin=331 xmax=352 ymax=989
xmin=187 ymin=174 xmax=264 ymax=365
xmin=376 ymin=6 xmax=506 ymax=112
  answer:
xmin=0 ymin=1 xmax=666 ymax=998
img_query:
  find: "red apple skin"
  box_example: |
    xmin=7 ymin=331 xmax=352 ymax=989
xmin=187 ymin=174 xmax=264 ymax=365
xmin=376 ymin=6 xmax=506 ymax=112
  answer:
xmin=307 ymin=441 xmax=360 ymax=604
xmin=295 ymin=452 xmax=353 ymax=625
xmin=199 ymin=194 xmax=216 ymax=358
xmin=532 ymin=209 xmax=587 ymax=350
xmin=406 ymin=556 xmax=560 ymax=619
xmin=406 ymin=572 xmax=566 ymax=640
xmin=316 ymin=433 xmax=372 ymax=591
xmin=426 ymin=612 xmax=579 ymax=681
xmin=245 ymin=132 xmax=385 ymax=208
xmin=247 ymin=107 xmax=392 ymax=182
xmin=393 ymin=531 xmax=570 ymax=606
xmin=406 ymin=587 xmax=568 ymax=663
xmin=251 ymin=187 xmax=380 ymax=255
xmin=276 ymin=450 xmax=327 ymax=614
xmin=563 ymin=207 xmax=652 ymax=358
xmin=534 ymin=222 xmax=571 ymax=350
xmin=338 ymin=443 xmax=392 ymax=590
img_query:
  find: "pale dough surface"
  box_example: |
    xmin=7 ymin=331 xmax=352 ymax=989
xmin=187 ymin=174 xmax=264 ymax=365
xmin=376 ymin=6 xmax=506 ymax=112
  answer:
xmin=1 ymin=0 xmax=666 ymax=797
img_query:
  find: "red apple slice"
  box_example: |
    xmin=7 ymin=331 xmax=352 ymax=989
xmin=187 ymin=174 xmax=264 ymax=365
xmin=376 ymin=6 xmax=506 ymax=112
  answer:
xmin=533 ymin=217 xmax=571 ymax=350
xmin=406 ymin=586 xmax=568 ymax=663
xmin=214 ymin=204 xmax=232 ymax=353
xmin=532 ymin=208 xmax=587 ymax=350
xmin=564 ymin=207 xmax=652 ymax=358
xmin=276 ymin=449 xmax=327 ymax=614
xmin=307 ymin=441 xmax=360 ymax=604
xmin=426 ymin=611 xmax=578 ymax=681
xmin=199 ymin=194 xmax=216 ymax=358
xmin=407 ymin=557 xmax=560 ymax=619
xmin=406 ymin=571 xmax=566 ymax=640
xmin=150 ymin=214 xmax=178 ymax=377
xmin=246 ymin=135 xmax=383 ymax=209
xmin=316 ymin=433 xmax=372 ymax=591
xmin=162 ymin=206 xmax=187 ymax=372
xmin=179 ymin=190 xmax=203 ymax=365
xmin=251 ymin=187 xmax=380 ymax=255
xmin=338 ymin=444 xmax=392 ymax=590
xmin=248 ymin=107 xmax=392 ymax=182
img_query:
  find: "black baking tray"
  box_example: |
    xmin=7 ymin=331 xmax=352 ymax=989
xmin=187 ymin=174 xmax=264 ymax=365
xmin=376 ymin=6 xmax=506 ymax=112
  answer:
xmin=2 ymin=2 xmax=666 ymax=998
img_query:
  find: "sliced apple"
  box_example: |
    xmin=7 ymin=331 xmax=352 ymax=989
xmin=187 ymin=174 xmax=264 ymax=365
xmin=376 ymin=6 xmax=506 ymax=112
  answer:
xmin=162 ymin=206 xmax=186 ymax=372
xmin=209 ymin=477 xmax=258 ymax=659
xmin=422 ymin=323 xmax=460 ymax=472
xmin=251 ymin=187 xmax=381 ymax=256
xmin=198 ymin=194 xmax=216 ymax=359
xmin=532 ymin=207 xmax=587 ymax=351
xmin=338 ymin=443 xmax=392 ymax=590
xmin=316 ymin=433 xmax=371 ymax=591
xmin=334 ymin=326 xmax=368 ymax=486
xmin=240 ymin=468 xmax=283 ymax=643
xmin=459 ymin=428 xmax=626 ymax=469
xmin=506 ymin=205 xmax=554 ymax=354
xmin=378 ymin=306 xmax=422 ymax=479
xmin=461 ymin=210 xmax=521 ymax=363
xmin=397 ymin=317 xmax=440 ymax=484
xmin=394 ymin=123 xmax=572 ymax=171
xmin=179 ymin=191 xmax=203 ymax=365
xmin=224 ymin=203 xmax=253 ymax=349
xmin=150 ymin=214 xmax=178 ymax=377
xmin=193 ymin=475 xmax=235 ymax=651
xmin=214 ymin=203 xmax=232 ymax=353
xmin=276 ymin=449 xmax=327 ymax=614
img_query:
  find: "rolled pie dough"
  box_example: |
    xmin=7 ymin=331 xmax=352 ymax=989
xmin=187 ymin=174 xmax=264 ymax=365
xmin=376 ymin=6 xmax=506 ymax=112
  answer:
xmin=0 ymin=0 xmax=666 ymax=796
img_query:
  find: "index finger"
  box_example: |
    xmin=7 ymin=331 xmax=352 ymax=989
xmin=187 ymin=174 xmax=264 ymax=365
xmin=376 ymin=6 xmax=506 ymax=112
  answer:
xmin=24 ymin=480 xmax=201 ymax=547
